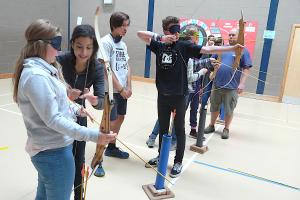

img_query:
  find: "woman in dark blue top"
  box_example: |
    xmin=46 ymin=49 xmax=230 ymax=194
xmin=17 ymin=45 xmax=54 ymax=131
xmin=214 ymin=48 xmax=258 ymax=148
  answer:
xmin=56 ymin=24 xmax=105 ymax=200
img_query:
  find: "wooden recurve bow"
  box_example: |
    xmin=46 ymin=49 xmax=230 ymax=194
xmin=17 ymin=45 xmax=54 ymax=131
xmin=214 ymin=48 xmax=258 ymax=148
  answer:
xmin=210 ymin=11 xmax=244 ymax=79
xmin=91 ymin=7 xmax=114 ymax=169
xmin=232 ymin=11 xmax=245 ymax=69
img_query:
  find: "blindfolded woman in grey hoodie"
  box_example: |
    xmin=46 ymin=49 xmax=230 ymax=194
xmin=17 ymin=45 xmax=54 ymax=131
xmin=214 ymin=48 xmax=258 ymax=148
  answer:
xmin=12 ymin=19 xmax=116 ymax=200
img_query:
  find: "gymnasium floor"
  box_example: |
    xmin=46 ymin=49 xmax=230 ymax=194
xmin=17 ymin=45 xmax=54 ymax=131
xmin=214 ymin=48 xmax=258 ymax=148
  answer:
xmin=0 ymin=78 xmax=299 ymax=200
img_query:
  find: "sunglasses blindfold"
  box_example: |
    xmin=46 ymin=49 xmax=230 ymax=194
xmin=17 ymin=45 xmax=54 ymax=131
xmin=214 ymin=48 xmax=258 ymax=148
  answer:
xmin=29 ymin=36 xmax=62 ymax=51
xmin=169 ymin=25 xmax=180 ymax=34
xmin=45 ymin=36 xmax=62 ymax=51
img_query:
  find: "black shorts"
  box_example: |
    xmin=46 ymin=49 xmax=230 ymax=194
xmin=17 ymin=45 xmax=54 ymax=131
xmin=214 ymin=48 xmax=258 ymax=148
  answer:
xmin=110 ymin=93 xmax=127 ymax=121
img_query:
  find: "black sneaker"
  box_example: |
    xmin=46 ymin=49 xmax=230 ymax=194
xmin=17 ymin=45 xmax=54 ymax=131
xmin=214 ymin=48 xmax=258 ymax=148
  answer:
xmin=221 ymin=128 xmax=229 ymax=139
xmin=104 ymin=147 xmax=129 ymax=159
xmin=204 ymin=125 xmax=215 ymax=134
xmin=170 ymin=162 xmax=183 ymax=178
xmin=145 ymin=156 xmax=159 ymax=168
xmin=189 ymin=129 xmax=197 ymax=138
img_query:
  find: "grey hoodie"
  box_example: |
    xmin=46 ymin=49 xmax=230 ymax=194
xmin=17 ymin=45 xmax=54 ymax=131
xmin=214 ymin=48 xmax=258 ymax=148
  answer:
xmin=18 ymin=57 xmax=99 ymax=156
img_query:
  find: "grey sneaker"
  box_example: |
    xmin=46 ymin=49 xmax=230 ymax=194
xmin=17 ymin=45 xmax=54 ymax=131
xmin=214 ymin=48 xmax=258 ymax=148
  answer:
xmin=170 ymin=162 xmax=183 ymax=178
xmin=146 ymin=137 xmax=155 ymax=148
xmin=204 ymin=125 xmax=215 ymax=134
xmin=221 ymin=128 xmax=229 ymax=139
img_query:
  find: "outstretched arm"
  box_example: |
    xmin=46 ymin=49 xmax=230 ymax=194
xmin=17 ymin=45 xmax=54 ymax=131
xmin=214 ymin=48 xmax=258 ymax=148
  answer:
xmin=137 ymin=31 xmax=154 ymax=45
xmin=137 ymin=31 xmax=177 ymax=45
xmin=200 ymin=44 xmax=244 ymax=54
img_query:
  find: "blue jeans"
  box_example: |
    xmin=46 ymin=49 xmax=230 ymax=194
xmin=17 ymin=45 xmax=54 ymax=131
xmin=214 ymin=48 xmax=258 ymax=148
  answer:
xmin=201 ymin=78 xmax=213 ymax=106
xmin=186 ymin=92 xmax=200 ymax=128
xmin=149 ymin=120 xmax=177 ymax=144
xmin=31 ymin=145 xmax=75 ymax=200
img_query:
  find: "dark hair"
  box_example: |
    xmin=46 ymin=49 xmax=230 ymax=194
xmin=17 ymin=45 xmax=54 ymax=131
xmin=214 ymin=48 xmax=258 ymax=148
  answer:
xmin=214 ymin=37 xmax=223 ymax=46
xmin=208 ymin=35 xmax=215 ymax=41
xmin=110 ymin=12 xmax=130 ymax=32
xmin=70 ymin=24 xmax=99 ymax=79
xmin=162 ymin=16 xmax=179 ymax=31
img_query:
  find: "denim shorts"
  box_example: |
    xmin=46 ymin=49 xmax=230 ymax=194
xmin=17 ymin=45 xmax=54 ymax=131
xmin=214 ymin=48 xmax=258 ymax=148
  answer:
xmin=110 ymin=93 xmax=127 ymax=121
xmin=210 ymin=87 xmax=238 ymax=116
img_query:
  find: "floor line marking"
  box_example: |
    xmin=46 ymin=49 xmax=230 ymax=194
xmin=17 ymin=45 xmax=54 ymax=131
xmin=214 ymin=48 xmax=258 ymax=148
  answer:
xmin=0 ymin=107 xmax=21 ymax=116
xmin=0 ymin=102 xmax=15 ymax=107
xmin=0 ymin=93 xmax=12 ymax=97
xmin=238 ymin=115 xmax=300 ymax=132
xmin=194 ymin=160 xmax=300 ymax=191
xmin=167 ymin=125 xmax=222 ymax=188
xmin=0 ymin=146 xmax=9 ymax=151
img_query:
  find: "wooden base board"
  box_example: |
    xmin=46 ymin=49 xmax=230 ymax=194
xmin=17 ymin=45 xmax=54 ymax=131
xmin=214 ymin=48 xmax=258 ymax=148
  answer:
xmin=0 ymin=73 xmax=13 ymax=79
xmin=240 ymin=92 xmax=280 ymax=102
xmin=190 ymin=144 xmax=209 ymax=154
xmin=142 ymin=184 xmax=175 ymax=200
xmin=132 ymin=76 xmax=155 ymax=83
xmin=216 ymin=119 xmax=225 ymax=125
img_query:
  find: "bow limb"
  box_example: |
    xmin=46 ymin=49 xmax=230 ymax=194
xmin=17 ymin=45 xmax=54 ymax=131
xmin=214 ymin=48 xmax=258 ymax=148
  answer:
xmin=209 ymin=17 xmax=222 ymax=80
xmin=233 ymin=10 xmax=245 ymax=69
xmin=91 ymin=6 xmax=114 ymax=169
xmin=94 ymin=6 xmax=114 ymax=104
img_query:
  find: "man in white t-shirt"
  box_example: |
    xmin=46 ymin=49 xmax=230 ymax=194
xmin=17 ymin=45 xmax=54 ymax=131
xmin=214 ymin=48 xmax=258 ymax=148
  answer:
xmin=95 ymin=12 xmax=132 ymax=177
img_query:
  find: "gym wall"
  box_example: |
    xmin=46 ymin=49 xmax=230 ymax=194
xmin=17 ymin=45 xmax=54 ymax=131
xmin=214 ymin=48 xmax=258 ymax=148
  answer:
xmin=0 ymin=0 xmax=299 ymax=97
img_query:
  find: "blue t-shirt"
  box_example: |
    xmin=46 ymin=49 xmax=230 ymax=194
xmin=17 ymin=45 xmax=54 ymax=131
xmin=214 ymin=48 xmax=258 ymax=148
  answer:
xmin=213 ymin=48 xmax=252 ymax=89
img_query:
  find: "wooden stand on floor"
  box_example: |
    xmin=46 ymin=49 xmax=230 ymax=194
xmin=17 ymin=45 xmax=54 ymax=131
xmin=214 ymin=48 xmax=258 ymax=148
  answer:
xmin=190 ymin=145 xmax=209 ymax=154
xmin=142 ymin=184 xmax=175 ymax=200
xmin=216 ymin=119 xmax=225 ymax=125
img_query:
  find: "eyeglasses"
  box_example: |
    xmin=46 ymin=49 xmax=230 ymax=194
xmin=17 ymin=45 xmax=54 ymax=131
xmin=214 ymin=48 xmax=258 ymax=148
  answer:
xmin=229 ymin=34 xmax=236 ymax=37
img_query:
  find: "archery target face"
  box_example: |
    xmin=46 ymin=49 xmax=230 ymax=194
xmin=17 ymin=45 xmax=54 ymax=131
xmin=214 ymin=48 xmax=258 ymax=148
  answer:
xmin=180 ymin=19 xmax=211 ymax=46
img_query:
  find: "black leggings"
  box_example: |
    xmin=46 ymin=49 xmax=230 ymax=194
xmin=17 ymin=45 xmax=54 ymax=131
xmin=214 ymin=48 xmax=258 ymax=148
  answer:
xmin=73 ymin=117 xmax=87 ymax=200
xmin=157 ymin=94 xmax=186 ymax=164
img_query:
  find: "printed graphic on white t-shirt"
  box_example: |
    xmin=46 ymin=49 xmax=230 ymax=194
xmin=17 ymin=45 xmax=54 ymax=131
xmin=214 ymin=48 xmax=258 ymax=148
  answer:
xmin=99 ymin=34 xmax=130 ymax=92
xmin=115 ymin=47 xmax=128 ymax=71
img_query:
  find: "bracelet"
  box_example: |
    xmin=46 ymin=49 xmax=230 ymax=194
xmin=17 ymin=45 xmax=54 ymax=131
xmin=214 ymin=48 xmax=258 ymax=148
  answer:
xmin=151 ymin=33 xmax=157 ymax=41
xmin=152 ymin=33 xmax=162 ymax=41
